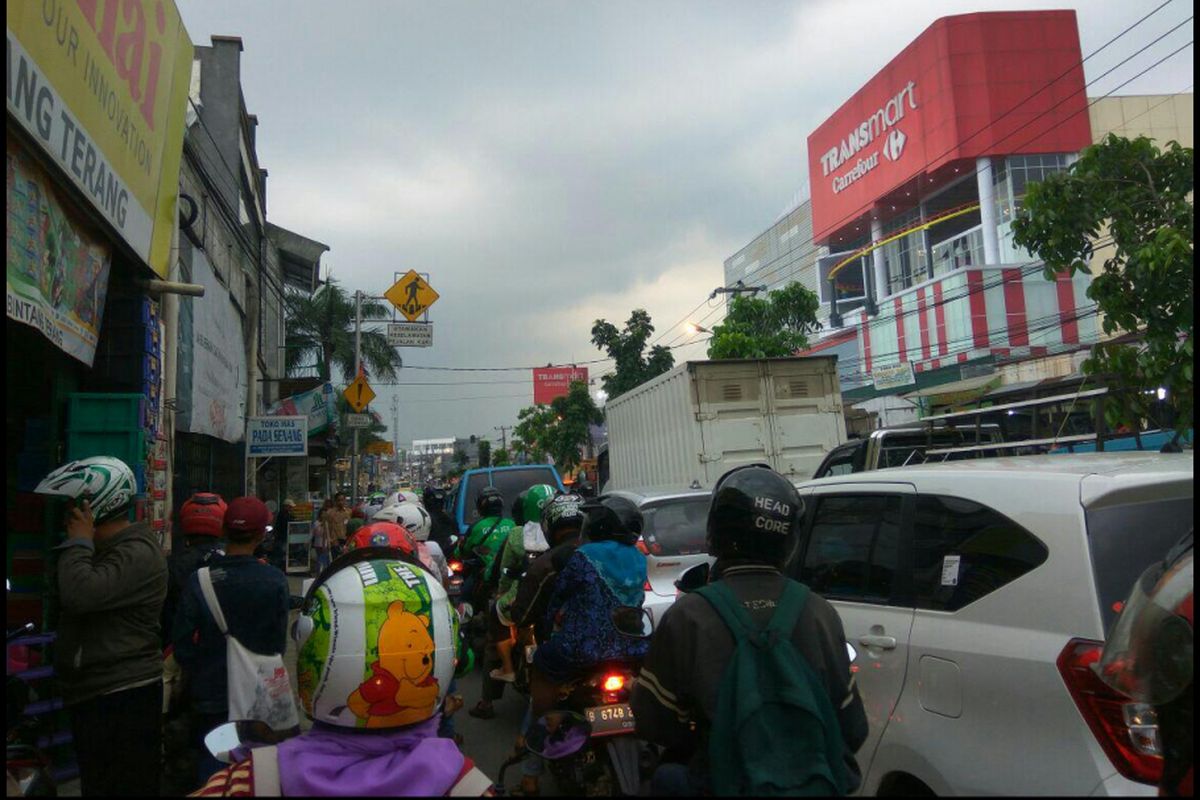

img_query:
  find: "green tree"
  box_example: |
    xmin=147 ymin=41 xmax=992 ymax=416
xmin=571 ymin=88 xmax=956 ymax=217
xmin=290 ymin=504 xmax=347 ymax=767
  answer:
xmin=512 ymin=404 xmax=556 ymax=463
xmin=478 ymin=439 xmax=492 ymax=468
xmin=1013 ymin=134 xmax=1193 ymax=437
xmin=492 ymin=447 xmax=511 ymax=466
xmin=453 ymin=448 xmax=469 ymax=469
xmin=511 ymin=382 xmax=602 ymax=472
xmin=707 ymin=282 xmax=821 ymax=359
xmin=284 ymin=280 xmax=401 ymax=383
xmin=591 ymin=309 xmax=674 ymax=398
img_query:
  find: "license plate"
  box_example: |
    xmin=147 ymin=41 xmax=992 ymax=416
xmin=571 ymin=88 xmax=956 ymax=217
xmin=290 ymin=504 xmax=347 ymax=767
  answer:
xmin=584 ymin=703 xmax=635 ymax=736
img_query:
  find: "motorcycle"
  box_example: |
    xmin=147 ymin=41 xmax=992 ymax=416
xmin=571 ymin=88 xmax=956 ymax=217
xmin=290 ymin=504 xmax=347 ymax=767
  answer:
xmin=6 ymin=623 xmax=56 ymax=798
xmin=496 ymin=607 xmax=656 ymax=797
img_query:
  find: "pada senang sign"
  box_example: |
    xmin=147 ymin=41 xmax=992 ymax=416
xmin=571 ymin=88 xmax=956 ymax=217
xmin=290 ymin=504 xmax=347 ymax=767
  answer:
xmin=246 ymin=416 xmax=308 ymax=457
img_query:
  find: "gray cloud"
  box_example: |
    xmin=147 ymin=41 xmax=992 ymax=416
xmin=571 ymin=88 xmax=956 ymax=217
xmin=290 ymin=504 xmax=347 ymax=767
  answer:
xmin=176 ymin=0 xmax=1193 ymax=446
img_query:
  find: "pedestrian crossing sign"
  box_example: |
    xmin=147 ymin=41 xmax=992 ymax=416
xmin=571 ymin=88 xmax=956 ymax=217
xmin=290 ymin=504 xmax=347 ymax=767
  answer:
xmin=385 ymin=270 xmax=440 ymax=322
xmin=344 ymin=373 xmax=376 ymax=413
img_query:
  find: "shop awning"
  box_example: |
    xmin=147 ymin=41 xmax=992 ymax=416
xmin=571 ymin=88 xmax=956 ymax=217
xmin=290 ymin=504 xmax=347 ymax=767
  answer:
xmin=901 ymin=373 xmax=1002 ymax=406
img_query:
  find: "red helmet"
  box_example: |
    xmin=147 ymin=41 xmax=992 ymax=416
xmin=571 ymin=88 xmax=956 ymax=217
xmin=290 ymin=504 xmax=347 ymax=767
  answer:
xmin=351 ymin=506 xmax=367 ymax=520
xmin=347 ymin=522 xmax=417 ymax=558
xmin=180 ymin=493 xmax=228 ymax=537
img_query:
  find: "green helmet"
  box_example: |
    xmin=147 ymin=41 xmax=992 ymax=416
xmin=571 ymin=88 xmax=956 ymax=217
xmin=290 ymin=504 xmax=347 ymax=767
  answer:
xmin=35 ymin=456 xmax=138 ymax=523
xmin=522 ymin=484 xmax=557 ymax=525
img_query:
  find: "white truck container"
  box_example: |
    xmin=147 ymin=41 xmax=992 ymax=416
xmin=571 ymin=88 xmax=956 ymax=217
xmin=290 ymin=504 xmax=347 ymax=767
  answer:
xmin=603 ymin=357 xmax=846 ymax=492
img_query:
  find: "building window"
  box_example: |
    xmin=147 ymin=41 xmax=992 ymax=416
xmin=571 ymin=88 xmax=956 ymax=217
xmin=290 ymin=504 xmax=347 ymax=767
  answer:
xmin=1005 ymin=153 xmax=1071 ymax=215
xmin=880 ymin=208 xmax=927 ymax=295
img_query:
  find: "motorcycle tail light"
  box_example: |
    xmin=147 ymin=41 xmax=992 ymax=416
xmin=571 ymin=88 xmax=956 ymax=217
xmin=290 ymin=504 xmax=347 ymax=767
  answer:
xmin=448 ymin=560 xmax=462 ymax=574
xmin=603 ymin=674 xmax=625 ymax=693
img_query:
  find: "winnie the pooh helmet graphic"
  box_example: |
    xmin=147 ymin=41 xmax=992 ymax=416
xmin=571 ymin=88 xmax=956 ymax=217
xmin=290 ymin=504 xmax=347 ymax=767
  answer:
xmin=293 ymin=554 xmax=456 ymax=728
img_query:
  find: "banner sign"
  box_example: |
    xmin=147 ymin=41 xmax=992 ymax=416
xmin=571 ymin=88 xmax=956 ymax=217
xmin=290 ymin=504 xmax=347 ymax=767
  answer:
xmin=6 ymin=1 xmax=195 ymax=277
xmin=872 ymin=362 xmax=916 ymax=391
xmin=533 ymin=366 xmax=589 ymax=405
xmin=6 ymin=140 xmax=112 ymax=365
xmin=177 ymin=250 xmax=246 ymax=442
xmin=247 ymin=415 xmax=308 ymax=457
xmin=269 ymin=383 xmax=336 ymax=435
xmin=345 ymin=413 xmax=371 ymax=428
xmin=365 ymin=441 xmax=395 ymax=456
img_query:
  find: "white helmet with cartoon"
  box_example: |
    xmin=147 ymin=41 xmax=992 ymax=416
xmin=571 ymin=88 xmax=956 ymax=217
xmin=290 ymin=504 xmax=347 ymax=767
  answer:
xmin=374 ymin=502 xmax=432 ymax=542
xmin=34 ymin=456 xmax=137 ymax=523
xmin=292 ymin=552 xmax=457 ymax=728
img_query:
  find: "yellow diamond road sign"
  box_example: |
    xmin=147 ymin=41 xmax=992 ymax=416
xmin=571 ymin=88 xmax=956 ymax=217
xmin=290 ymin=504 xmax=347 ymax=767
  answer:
xmin=344 ymin=374 xmax=376 ymax=413
xmin=385 ymin=270 xmax=440 ymax=322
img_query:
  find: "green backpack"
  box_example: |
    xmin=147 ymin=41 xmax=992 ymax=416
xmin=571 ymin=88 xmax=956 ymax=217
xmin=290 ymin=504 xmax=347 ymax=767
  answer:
xmin=696 ymin=580 xmax=851 ymax=797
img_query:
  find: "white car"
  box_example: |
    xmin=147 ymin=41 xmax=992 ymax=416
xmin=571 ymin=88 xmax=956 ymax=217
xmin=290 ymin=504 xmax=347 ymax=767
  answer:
xmin=607 ymin=489 xmax=715 ymax=628
xmin=790 ymin=452 xmax=1193 ymax=796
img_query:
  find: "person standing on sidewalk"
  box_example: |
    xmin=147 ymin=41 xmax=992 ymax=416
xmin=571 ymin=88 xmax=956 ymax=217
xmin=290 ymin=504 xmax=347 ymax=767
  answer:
xmin=36 ymin=457 xmax=168 ymax=797
xmin=322 ymin=492 xmax=351 ymax=557
xmin=172 ymin=497 xmax=290 ymax=788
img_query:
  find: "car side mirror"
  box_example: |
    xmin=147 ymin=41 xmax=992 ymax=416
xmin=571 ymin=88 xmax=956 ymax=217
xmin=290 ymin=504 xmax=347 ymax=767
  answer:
xmin=674 ymin=562 xmax=710 ymax=594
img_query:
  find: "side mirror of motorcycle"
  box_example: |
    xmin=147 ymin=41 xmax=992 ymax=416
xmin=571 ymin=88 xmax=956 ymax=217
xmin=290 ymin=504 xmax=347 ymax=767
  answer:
xmin=525 ymin=711 xmax=593 ymax=759
xmin=612 ymin=606 xmax=654 ymax=638
xmin=288 ymin=594 xmax=305 ymax=610
xmin=674 ymin=562 xmax=710 ymax=594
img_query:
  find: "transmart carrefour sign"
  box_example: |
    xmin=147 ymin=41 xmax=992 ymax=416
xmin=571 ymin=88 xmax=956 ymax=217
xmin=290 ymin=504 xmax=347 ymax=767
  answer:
xmin=819 ymin=80 xmax=917 ymax=195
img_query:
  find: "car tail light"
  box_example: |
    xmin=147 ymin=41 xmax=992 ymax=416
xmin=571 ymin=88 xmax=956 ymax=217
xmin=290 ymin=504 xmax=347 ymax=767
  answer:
xmin=603 ymin=674 xmax=626 ymax=693
xmin=643 ymin=578 xmax=652 ymax=592
xmin=1056 ymin=639 xmax=1163 ymax=785
xmin=636 ymin=539 xmax=649 ymax=555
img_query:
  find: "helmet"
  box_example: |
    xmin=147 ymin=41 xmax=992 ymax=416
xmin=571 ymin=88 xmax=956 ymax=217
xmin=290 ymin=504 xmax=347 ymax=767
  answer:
xmin=398 ymin=490 xmax=421 ymax=507
xmin=348 ymin=522 xmax=418 ymax=559
xmin=542 ymin=493 xmax=585 ymax=544
xmin=476 ymin=486 xmax=504 ymax=518
xmin=522 ymin=485 xmax=557 ymax=526
xmin=511 ymin=490 xmax=529 ymax=527
xmin=179 ymin=492 xmax=227 ymax=537
xmin=346 ymin=518 xmax=366 ymax=538
xmin=351 ymin=507 xmax=367 ymax=520
xmin=706 ymin=464 xmax=803 ymax=565
xmin=1095 ymin=531 xmax=1193 ymax=705
xmin=580 ymin=495 xmax=643 ymax=546
xmin=35 ymin=457 xmax=137 ymax=523
xmin=422 ymin=486 xmax=445 ymax=509
xmin=374 ymin=502 xmax=432 ymax=542
xmin=293 ymin=555 xmax=457 ymax=728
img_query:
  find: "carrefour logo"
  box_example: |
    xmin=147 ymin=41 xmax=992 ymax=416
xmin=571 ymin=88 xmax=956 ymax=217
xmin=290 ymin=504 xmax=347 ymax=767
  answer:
xmin=882 ymin=129 xmax=907 ymax=162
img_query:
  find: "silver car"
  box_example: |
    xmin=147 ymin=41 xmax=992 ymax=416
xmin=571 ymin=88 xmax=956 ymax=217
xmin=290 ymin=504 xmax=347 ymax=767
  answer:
xmin=607 ymin=488 xmax=715 ymax=628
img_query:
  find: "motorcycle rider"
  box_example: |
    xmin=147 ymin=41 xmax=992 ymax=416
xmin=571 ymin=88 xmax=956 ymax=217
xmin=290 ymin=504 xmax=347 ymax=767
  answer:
xmin=1095 ymin=529 xmax=1193 ymax=797
xmin=423 ymin=485 xmax=456 ymax=554
xmin=163 ymin=494 xmax=228 ymax=647
xmin=458 ymin=487 xmax=517 ymax=720
xmin=505 ymin=493 xmax=587 ymax=797
xmin=630 ymin=464 xmax=868 ymax=795
xmin=489 ymin=485 xmax=557 ymax=683
xmin=192 ymin=551 xmax=493 ymax=796
xmin=373 ymin=502 xmax=448 ymax=584
xmin=529 ymin=495 xmax=649 ymax=722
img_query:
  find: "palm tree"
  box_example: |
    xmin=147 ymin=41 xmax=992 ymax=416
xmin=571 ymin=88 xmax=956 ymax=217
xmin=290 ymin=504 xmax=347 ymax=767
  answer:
xmin=284 ymin=279 xmax=400 ymax=383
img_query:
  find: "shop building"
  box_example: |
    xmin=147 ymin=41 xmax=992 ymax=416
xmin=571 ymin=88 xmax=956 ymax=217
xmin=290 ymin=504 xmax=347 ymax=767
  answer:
xmin=724 ymin=10 xmax=1191 ymax=418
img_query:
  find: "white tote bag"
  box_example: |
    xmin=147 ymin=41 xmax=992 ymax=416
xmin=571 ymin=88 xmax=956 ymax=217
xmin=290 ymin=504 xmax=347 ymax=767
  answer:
xmin=196 ymin=567 xmax=300 ymax=732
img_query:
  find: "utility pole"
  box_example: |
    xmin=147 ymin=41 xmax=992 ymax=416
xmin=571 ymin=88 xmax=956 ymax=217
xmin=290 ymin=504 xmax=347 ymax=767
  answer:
xmin=391 ymin=395 xmax=400 ymax=473
xmin=494 ymin=425 xmax=510 ymax=452
xmin=351 ymin=289 xmax=362 ymax=505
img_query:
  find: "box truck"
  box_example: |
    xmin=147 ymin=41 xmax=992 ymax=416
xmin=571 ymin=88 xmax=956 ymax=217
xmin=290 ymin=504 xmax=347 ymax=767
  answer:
xmin=602 ymin=357 xmax=846 ymax=492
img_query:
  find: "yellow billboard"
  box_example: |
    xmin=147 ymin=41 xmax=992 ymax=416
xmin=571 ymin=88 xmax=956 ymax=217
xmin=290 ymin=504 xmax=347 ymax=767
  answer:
xmin=365 ymin=441 xmax=395 ymax=457
xmin=7 ymin=0 xmax=194 ymax=278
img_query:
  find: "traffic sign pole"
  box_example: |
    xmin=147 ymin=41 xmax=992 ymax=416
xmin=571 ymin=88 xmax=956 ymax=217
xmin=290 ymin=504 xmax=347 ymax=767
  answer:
xmin=352 ymin=289 xmax=362 ymax=507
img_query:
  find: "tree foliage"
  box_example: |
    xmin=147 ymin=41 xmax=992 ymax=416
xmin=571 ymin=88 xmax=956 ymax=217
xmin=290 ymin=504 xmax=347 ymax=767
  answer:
xmin=1013 ymin=134 xmax=1193 ymax=436
xmin=477 ymin=439 xmax=492 ymax=468
xmin=707 ymin=282 xmax=821 ymax=359
xmin=284 ymin=280 xmax=400 ymax=383
xmin=492 ymin=447 xmax=511 ymax=467
xmin=511 ymin=381 xmax=603 ymax=472
xmin=590 ymin=309 xmax=674 ymax=398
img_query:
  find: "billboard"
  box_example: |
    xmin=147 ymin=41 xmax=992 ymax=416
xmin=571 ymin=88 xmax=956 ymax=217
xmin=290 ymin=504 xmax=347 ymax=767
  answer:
xmin=806 ymin=10 xmax=1092 ymax=243
xmin=247 ymin=416 xmax=308 ymax=458
xmin=533 ymin=366 xmax=589 ymax=405
xmin=7 ymin=0 xmax=194 ymax=277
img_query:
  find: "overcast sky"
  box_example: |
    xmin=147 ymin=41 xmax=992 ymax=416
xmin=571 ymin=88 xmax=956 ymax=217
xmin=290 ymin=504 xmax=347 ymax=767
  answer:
xmin=175 ymin=0 xmax=1193 ymax=449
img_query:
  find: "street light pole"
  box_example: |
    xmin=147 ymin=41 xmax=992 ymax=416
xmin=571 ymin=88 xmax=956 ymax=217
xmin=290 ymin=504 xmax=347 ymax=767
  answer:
xmin=351 ymin=289 xmax=362 ymax=505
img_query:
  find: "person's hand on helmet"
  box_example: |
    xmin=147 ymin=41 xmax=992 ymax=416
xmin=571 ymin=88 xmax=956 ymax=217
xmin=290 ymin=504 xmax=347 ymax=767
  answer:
xmin=66 ymin=498 xmax=96 ymax=541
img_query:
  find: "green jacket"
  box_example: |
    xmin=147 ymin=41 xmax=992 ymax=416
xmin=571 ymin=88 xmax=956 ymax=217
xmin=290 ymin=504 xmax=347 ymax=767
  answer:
xmin=53 ymin=522 xmax=168 ymax=706
xmin=495 ymin=522 xmax=550 ymax=616
xmin=457 ymin=516 xmax=514 ymax=572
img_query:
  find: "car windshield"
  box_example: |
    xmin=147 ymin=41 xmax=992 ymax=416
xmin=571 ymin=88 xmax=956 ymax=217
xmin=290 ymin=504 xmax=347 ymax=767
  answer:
xmin=1085 ymin=495 xmax=1193 ymax=633
xmin=462 ymin=468 xmax=560 ymax=527
xmin=642 ymin=495 xmax=710 ymax=556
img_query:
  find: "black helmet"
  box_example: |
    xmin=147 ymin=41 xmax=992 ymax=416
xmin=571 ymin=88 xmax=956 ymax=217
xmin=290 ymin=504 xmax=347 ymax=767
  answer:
xmin=476 ymin=486 xmax=504 ymax=518
xmin=706 ymin=464 xmax=803 ymax=566
xmin=580 ymin=495 xmax=642 ymax=546
xmin=422 ymin=485 xmax=445 ymax=508
xmin=542 ymin=493 xmax=585 ymax=544
xmin=512 ymin=490 xmax=529 ymax=526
